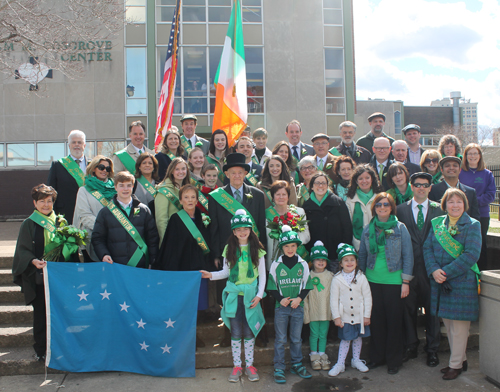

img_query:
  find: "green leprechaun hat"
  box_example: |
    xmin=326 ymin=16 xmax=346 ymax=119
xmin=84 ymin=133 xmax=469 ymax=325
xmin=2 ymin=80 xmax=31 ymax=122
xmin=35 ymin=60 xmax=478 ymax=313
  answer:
xmin=337 ymin=243 xmax=358 ymax=260
xmin=231 ymin=209 xmax=254 ymax=230
xmin=310 ymin=240 xmax=329 ymax=261
xmin=278 ymin=225 xmax=302 ymax=248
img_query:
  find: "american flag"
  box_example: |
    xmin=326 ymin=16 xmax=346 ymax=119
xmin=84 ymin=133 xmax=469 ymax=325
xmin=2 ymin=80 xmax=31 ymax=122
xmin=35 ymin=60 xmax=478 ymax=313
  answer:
xmin=154 ymin=0 xmax=181 ymax=152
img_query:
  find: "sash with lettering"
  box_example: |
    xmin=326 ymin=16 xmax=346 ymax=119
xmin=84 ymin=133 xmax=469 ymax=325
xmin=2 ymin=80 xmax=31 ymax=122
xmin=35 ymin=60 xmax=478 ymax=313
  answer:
xmin=431 ymin=216 xmax=480 ymax=285
xmin=59 ymin=156 xmax=85 ymax=187
xmin=114 ymin=149 xmax=137 ymax=175
xmin=177 ymin=210 xmax=210 ymax=255
xmin=265 ymin=207 xmax=309 ymax=261
xmin=190 ymin=178 xmax=209 ymax=211
xmin=29 ymin=210 xmax=56 ymax=235
xmin=205 ymin=155 xmax=226 ymax=184
xmin=157 ymin=186 xmax=182 ymax=210
xmin=298 ymin=184 xmax=310 ymax=203
xmin=137 ymin=176 xmax=157 ymax=198
xmin=245 ymin=170 xmax=259 ymax=187
xmin=107 ymin=201 xmax=149 ymax=268
xmin=88 ymin=189 xmax=111 ymax=208
xmin=209 ymin=187 xmax=260 ymax=236
xmin=181 ymin=135 xmax=193 ymax=154
xmin=261 ymin=186 xmax=273 ymax=205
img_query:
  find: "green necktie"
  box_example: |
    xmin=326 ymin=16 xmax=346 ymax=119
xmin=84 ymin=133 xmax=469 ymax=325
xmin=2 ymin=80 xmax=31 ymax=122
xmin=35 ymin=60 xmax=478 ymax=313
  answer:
xmin=417 ymin=205 xmax=424 ymax=230
xmin=378 ymin=163 xmax=384 ymax=182
xmin=234 ymin=189 xmax=242 ymax=203
xmin=318 ymin=159 xmax=324 ymax=171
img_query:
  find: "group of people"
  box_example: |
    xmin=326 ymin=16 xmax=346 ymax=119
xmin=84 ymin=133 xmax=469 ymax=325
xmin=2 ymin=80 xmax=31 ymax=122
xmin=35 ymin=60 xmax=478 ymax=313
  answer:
xmin=12 ymin=111 xmax=490 ymax=384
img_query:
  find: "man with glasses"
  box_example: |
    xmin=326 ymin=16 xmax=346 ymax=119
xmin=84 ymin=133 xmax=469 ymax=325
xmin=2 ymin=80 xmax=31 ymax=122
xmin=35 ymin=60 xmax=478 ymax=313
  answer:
xmin=397 ymin=172 xmax=444 ymax=368
xmin=403 ymin=124 xmax=425 ymax=165
xmin=392 ymin=140 xmax=421 ymax=176
xmin=48 ymin=130 xmax=88 ymax=224
xmin=369 ymin=137 xmax=394 ymax=191
xmin=112 ymin=121 xmax=153 ymax=174
xmin=329 ymin=121 xmax=371 ymax=164
xmin=311 ymin=133 xmax=338 ymax=183
xmin=357 ymin=112 xmax=395 ymax=153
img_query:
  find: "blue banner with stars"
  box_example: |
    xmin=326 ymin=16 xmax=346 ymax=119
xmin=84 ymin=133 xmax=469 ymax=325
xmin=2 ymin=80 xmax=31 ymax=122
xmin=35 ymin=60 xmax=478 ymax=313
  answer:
xmin=44 ymin=262 xmax=201 ymax=377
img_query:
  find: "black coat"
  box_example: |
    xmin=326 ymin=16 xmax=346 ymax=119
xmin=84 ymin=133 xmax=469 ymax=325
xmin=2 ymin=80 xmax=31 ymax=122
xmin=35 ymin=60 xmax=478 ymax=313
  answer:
xmin=428 ymin=181 xmax=480 ymax=221
xmin=402 ymin=161 xmax=421 ymax=176
xmin=208 ymin=183 xmax=267 ymax=261
xmin=92 ymin=195 xmax=159 ymax=268
xmin=47 ymin=160 xmax=86 ymax=224
xmin=369 ymin=156 xmax=395 ymax=191
xmin=154 ymin=208 xmax=214 ymax=271
xmin=303 ymin=192 xmax=353 ymax=262
xmin=334 ymin=143 xmax=371 ymax=164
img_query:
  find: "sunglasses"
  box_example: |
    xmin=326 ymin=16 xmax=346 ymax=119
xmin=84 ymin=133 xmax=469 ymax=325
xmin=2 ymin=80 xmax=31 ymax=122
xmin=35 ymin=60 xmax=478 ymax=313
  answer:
xmin=375 ymin=202 xmax=391 ymax=208
xmin=96 ymin=164 xmax=112 ymax=172
xmin=424 ymin=158 xmax=439 ymax=164
xmin=413 ymin=183 xmax=431 ymax=188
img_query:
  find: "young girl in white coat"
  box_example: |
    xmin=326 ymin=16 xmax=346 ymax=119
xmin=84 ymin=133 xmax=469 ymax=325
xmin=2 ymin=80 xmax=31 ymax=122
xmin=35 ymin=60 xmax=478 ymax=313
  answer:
xmin=329 ymin=243 xmax=372 ymax=377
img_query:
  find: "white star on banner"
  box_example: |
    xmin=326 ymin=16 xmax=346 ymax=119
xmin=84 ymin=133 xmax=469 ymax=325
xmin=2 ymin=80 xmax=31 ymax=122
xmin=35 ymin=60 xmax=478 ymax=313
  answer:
xmin=136 ymin=319 xmax=146 ymax=329
xmin=139 ymin=341 xmax=149 ymax=351
xmin=164 ymin=318 xmax=176 ymax=328
xmin=100 ymin=289 xmax=111 ymax=300
xmin=77 ymin=291 xmax=89 ymax=301
xmin=119 ymin=302 xmax=130 ymax=312
xmin=161 ymin=344 xmax=171 ymax=354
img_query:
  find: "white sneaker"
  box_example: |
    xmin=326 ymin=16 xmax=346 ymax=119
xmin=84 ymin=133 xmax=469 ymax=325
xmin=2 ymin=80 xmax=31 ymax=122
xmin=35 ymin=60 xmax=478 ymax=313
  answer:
xmin=328 ymin=362 xmax=345 ymax=377
xmin=351 ymin=358 xmax=369 ymax=372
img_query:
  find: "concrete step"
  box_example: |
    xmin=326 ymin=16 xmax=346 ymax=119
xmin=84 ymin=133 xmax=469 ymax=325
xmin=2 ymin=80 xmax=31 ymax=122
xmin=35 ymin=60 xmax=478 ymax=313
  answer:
xmin=0 ymin=286 xmax=23 ymax=304
xmin=0 ymin=304 xmax=33 ymax=325
xmin=0 ymin=269 xmax=12 ymax=286
xmin=0 ymin=324 xmax=33 ymax=348
xmin=0 ymin=256 xmax=12 ymax=270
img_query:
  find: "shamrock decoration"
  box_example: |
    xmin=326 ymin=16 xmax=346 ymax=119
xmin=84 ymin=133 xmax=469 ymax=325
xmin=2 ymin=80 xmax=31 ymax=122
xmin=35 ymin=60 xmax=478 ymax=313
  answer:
xmin=245 ymin=193 xmax=253 ymax=200
xmin=302 ymin=148 xmax=308 ymax=156
xmin=195 ymin=141 xmax=203 ymax=147
xmin=325 ymin=163 xmax=333 ymax=170
xmin=356 ymin=151 xmax=361 ymax=158
xmin=133 ymin=208 xmax=140 ymax=216
xmin=384 ymin=229 xmax=394 ymax=236
xmin=448 ymin=225 xmax=460 ymax=236
xmin=201 ymin=213 xmax=211 ymax=227
xmin=430 ymin=202 xmax=440 ymax=209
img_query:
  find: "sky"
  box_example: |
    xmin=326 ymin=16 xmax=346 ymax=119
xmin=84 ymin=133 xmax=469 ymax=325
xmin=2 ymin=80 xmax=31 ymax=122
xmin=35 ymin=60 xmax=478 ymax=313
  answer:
xmin=352 ymin=0 xmax=500 ymax=128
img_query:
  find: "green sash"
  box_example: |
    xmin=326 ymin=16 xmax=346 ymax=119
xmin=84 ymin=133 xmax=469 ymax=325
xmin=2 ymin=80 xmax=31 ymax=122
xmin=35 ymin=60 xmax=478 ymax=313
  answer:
xmin=251 ymin=155 xmax=259 ymax=165
xmin=298 ymin=184 xmax=310 ymax=203
xmin=209 ymin=188 xmax=260 ymax=236
xmin=181 ymin=135 xmax=193 ymax=154
xmin=107 ymin=200 xmax=149 ymax=267
xmin=245 ymin=171 xmax=259 ymax=187
xmin=329 ymin=147 xmax=342 ymax=157
xmin=431 ymin=216 xmax=480 ymax=284
xmin=137 ymin=176 xmax=157 ymax=198
xmin=29 ymin=211 xmax=56 ymax=234
xmin=177 ymin=210 xmax=210 ymax=255
xmin=115 ymin=149 xmax=137 ymax=175
xmin=262 ymin=187 xmax=273 ymax=204
xmin=190 ymin=178 xmax=209 ymax=211
xmin=89 ymin=189 xmax=111 ymax=208
xmin=59 ymin=156 xmax=84 ymax=187
xmin=265 ymin=207 xmax=309 ymax=261
xmin=157 ymin=186 xmax=182 ymax=210
xmin=166 ymin=151 xmax=176 ymax=161
xmin=206 ymin=155 xmax=226 ymax=184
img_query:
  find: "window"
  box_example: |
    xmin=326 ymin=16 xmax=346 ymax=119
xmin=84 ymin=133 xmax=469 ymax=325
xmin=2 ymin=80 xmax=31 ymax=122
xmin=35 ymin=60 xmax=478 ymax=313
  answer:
xmin=323 ymin=0 xmax=342 ymax=25
xmin=0 ymin=144 xmax=4 ymax=167
xmin=183 ymin=47 xmax=207 ymax=113
xmin=7 ymin=143 xmax=35 ymax=166
xmin=324 ymin=48 xmax=345 ymax=114
xmin=126 ymin=0 xmax=146 ymax=23
xmin=245 ymin=47 xmax=264 ymax=113
xmin=37 ymin=143 xmax=66 ymax=166
xmin=394 ymin=111 xmax=401 ymax=135
xmin=126 ymin=48 xmax=147 ymax=115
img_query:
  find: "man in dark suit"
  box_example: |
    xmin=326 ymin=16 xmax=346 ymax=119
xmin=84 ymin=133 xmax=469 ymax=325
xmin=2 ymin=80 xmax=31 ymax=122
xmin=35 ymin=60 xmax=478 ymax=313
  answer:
xmin=369 ymin=137 xmax=394 ymax=191
xmin=180 ymin=114 xmax=210 ymax=155
xmin=428 ymin=156 xmax=480 ymax=221
xmin=233 ymin=136 xmax=263 ymax=186
xmin=403 ymin=124 xmax=425 ymax=166
xmin=312 ymin=133 xmax=339 ymax=183
xmin=329 ymin=121 xmax=371 ymax=164
xmin=286 ymin=119 xmax=314 ymax=161
xmin=47 ymin=130 xmax=88 ymax=224
xmin=392 ymin=140 xmax=421 ymax=176
xmin=397 ymin=172 xmax=445 ymax=368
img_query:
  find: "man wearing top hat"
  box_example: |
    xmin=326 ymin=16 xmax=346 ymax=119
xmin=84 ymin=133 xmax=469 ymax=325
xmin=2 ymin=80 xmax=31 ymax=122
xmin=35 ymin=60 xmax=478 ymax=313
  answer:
xmin=396 ymin=172 xmax=444 ymax=368
xmin=403 ymin=124 xmax=425 ymax=166
xmin=180 ymin=114 xmax=210 ymax=155
xmin=311 ymin=133 xmax=339 ymax=183
xmin=357 ymin=112 xmax=395 ymax=153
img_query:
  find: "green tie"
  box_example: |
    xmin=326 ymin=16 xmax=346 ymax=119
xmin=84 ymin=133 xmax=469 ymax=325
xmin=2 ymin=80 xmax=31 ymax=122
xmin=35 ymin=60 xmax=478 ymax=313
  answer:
xmin=417 ymin=205 xmax=424 ymax=230
xmin=234 ymin=189 xmax=242 ymax=203
xmin=378 ymin=163 xmax=384 ymax=182
xmin=318 ymin=159 xmax=324 ymax=171
xmin=138 ymin=149 xmax=143 ymax=154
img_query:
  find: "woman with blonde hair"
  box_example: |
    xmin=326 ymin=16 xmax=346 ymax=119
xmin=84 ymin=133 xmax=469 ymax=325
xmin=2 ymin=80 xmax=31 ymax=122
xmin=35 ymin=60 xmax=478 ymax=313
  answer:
xmin=420 ymin=149 xmax=442 ymax=184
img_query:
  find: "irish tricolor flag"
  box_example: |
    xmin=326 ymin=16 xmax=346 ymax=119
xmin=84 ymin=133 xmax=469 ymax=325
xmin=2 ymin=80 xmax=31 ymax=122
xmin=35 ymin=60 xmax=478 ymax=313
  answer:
xmin=212 ymin=0 xmax=247 ymax=147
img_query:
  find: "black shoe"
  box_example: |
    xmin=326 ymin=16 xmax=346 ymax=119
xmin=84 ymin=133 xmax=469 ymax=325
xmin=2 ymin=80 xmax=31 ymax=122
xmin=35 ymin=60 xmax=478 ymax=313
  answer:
xmin=427 ymin=352 xmax=439 ymax=367
xmin=402 ymin=347 xmax=418 ymax=363
xmin=387 ymin=366 xmax=399 ymax=375
xmin=255 ymin=336 xmax=267 ymax=348
xmin=367 ymin=361 xmax=385 ymax=369
xmin=33 ymin=354 xmax=45 ymax=363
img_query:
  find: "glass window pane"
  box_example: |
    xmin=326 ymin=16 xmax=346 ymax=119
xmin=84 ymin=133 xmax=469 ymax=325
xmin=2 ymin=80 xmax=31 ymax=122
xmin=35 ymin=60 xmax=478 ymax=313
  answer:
xmin=126 ymin=7 xmax=146 ymax=23
xmin=37 ymin=143 xmax=65 ymax=165
xmin=0 ymin=144 xmax=4 ymax=167
xmin=184 ymin=0 xmax=205 ymax=4
xmin=183 ymin=6 xmax=206 ymax=22
xmin=247 ymin=97 xmax=263 ymax=113
xmin=209 ymin=0 xmax=230 ymax=4
xmin=174 ymin=97 xmax=182 ymax=114
xmin=157 ymin=47 xmax=182 ymax=98
xmin=325 ymin=48 xmax=344 ymax=98
xmin=183 ymin=47 xmax=207 ymax=98
xmin=157 ymin=6 xmax=175 ymax=22
xmin=326 ymin=98 xmax=345 ymax=114
xmin=84 ymin=142 xmax=95 ymax=160
xmin=242 ymin=7 xmax=261 ymax=23
xmin=97 ymin=141 xmax=127 ymax=157
xmin=209 ymin=7 xmax=231 ymax=22
xmin=157 ymin=0 xmax=176 ymax=4
xmin=127 ymin=0 xmax=145 ymax=5
xmin=245 ymin=47 xmax=263 ymax=96
xmin=7 ymin=143 xmax=35 ymax=166
xmin=209 ymin=46 xmax=223 ymax=91
xmin=127 ymin=48 xmax=147 ymax=98
xmin=184 ymin=97 xmax=207 ymax=113
xmin=242 ymin=0 xmax=261 ymax=5
xmin=127 ymin=99 xmax=148 ymax=115
xmin=324 ymin=9 xmax=342 ymax=25
xmin=324 ymin=0 xmax=341 ymax=8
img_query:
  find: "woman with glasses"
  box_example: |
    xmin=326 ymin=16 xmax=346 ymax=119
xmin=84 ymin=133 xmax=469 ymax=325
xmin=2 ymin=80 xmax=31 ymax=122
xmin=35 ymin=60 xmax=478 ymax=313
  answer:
xmin=386 ymin=162 xmax=412 ymax=205
xmin=420 ymin=150 xmax=442 ymax=184
xmin=296 ymin=156 xmax=318 ymax=207
xmin=303 ymin=172 xmax=352 ymax=263
xmin=332 ymin=155 xmax=355 ymax=201
xmin=459 ymin=144 xmax=495 ymax=270
xmin=358 ymin=192 xmax=414 ymax=375
xmin=438 ymin=135 xmax=462 ymax=160
xmin=257 ymin=155 xmax=298 ymax=209
xmin=156 ymin=128 xmax=186 ymax=181
xmin=73 ymin=155 xmax=116 ymax=262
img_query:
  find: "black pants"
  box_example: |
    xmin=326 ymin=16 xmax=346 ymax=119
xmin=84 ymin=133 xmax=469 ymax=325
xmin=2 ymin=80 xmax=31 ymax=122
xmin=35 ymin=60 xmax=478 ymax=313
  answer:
xmin=369 ymin=282 xmax=403 ymax=368
xmin=478 ymin=217 xmax=489 ymax=271
xmin=403 ymin=266 xmax=440 ymax=353
xmin=31 ymin=283 xmax=47 ymax=357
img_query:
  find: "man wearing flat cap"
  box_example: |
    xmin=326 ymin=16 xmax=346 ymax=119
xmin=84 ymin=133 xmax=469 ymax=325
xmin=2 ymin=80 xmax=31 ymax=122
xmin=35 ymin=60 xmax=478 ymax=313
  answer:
xmin=397 ymin=172 xmax=444 ymax=368
xmin=180 ymin=114 xmax=210 ymax=155
xmin=357 ymin=112 xmax=395 ymax=153
xmin=311 ymin=133 xmax=339 ymax=183
xmin=403 ymin=124 xmax=425 ymax=165
xmin=428 ymin=156 xmax=480 ymax=220
xmin=329 ymin=121 xmax=371 ymax=164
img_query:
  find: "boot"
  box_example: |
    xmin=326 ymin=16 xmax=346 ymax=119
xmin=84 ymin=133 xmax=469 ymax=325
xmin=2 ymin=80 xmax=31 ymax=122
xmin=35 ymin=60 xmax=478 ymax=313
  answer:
xmin=310 ymin=354 xmax=322 ymax=370
xmin=320 ymin=353 xmax=331 ymax=370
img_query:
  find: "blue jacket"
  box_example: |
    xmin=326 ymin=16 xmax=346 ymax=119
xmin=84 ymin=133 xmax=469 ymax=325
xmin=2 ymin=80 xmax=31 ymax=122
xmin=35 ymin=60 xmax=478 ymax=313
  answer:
xmin=423 ymin=212 xmax=480 ymax=321
xmin=358 ymin=220 xmax=414 ymax=282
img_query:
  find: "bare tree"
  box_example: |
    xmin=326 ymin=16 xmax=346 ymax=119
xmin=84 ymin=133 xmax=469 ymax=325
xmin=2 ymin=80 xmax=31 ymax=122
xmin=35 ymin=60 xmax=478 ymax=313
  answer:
xmin=0 ymin=0 xmax=125 ymax=84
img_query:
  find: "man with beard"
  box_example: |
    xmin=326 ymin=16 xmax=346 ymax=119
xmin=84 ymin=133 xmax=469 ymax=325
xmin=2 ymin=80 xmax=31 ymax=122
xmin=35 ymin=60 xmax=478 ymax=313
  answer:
xmin=357 ymin=112 xmax=395 ymax=153
xmin=329 ymin=121 xmax=371 ymax=164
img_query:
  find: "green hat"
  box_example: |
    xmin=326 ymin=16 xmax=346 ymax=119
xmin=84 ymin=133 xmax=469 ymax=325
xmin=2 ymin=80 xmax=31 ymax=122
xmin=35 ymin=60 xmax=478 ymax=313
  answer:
xmin=180 ymin=114 xmax=198 ymax=123
xmin=337 ymin=243 xmax=358 ymax=260
xmin=278 ymin=225 xmax=302 ymax=248
xmin=310 ymin=241 xmax=329 ymax=261
xmin=231 ymin=209 xmax=253 ymax=230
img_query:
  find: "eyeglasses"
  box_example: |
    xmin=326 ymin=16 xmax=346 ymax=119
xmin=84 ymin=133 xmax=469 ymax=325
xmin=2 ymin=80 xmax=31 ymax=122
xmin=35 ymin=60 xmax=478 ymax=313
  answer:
xmin=373 ymin=147 xmax=390 ymax=151
xmin=374 ymin=202 xmax=391 ymax=208
xmin=96 ymin=164 xmax=112 ymax=172
xmin=413 ymin=183 xmax=431 ymax=188
xmin=314 ymin=181 xmax=328 ymax=186
xmin=424 ymin=158 xmax=439 ymax=164
xmin=300 ymin=165 xmax=315 ymax=171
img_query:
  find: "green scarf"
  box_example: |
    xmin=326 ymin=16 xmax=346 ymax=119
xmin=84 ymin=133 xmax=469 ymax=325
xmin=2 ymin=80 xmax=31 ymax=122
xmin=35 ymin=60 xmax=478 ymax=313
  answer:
xmin=432 ymin=171 xmax=442 ymax=184
xmin=395 ymin=183 xmax=413 ymax=204
xmin=310 ymin=191 xmax=329 ymax=206
xmin=84 ymin=176 xmax=116 ymax=200
xmin=352 ymin=189 xmax=374 ymax=240
xmin=228 ymin=246 xmax=255 ymax=283
xmin=369 ymin=215 xmax=398 ymax=254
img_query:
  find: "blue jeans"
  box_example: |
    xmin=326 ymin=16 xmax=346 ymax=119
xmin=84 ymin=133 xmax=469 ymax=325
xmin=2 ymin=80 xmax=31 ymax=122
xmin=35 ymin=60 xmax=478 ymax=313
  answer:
xmin=274 ymin=305 xmax=304 ymax=370
xmin=230 ymin=296 xmax=253 ymax=340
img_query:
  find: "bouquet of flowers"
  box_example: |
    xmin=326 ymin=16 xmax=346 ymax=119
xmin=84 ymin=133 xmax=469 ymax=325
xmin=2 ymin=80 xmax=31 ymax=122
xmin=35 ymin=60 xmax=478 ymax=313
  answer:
xmin=43 ymin=216 xmax=88 ymax=262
